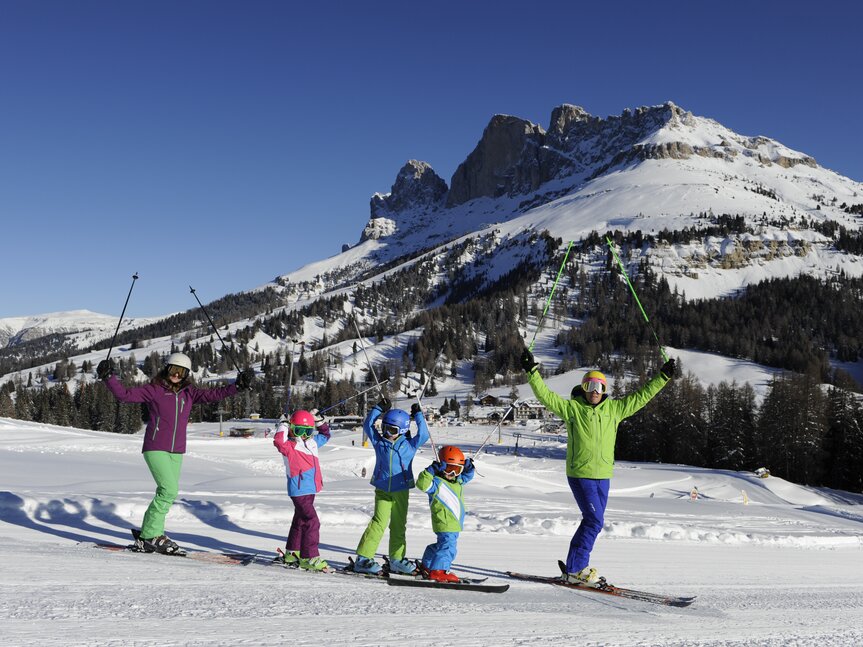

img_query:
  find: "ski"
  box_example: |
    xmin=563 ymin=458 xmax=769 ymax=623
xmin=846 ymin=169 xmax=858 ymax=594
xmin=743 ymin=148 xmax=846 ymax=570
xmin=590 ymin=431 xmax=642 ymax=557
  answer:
xmin=81 ymin=540 xmax=257 ymax=566
xmin=387 ymin=573 xmax=508 ymax=593
xmin=506 ymin=561 xmax=695 ymax=607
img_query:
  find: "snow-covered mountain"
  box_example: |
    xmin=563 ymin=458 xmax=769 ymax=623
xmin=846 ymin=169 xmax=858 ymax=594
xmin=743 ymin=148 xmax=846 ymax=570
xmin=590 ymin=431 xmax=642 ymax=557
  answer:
xmin=0 ymin=310 xmax=163 ymax=349
xmin=3 ymin=101 xmax=862 ymax=393
xmin=276 ymin=101 xmax=862 ymax=302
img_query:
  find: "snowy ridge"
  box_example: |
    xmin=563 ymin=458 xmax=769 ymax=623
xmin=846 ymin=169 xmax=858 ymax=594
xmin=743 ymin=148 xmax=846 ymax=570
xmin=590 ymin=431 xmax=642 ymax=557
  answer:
xmin=0 ymin=309 xmax=164 ymax=349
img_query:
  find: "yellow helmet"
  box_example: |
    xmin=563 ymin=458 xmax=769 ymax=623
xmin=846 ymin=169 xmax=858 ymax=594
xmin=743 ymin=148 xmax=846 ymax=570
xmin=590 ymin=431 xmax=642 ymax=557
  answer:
xmin=581 ymin=370 xmax=607 ymax=394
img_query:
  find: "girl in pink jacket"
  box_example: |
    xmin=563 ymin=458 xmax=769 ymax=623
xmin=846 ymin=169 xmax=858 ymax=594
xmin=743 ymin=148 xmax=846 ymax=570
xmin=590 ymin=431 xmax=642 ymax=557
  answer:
xmin=273 ymin=409 xmax=331 ymax=571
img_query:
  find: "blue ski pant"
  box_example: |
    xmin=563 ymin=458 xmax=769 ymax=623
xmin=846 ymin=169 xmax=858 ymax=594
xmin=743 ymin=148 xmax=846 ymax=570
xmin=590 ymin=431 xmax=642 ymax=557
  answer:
xmin=421 ymin=531 xmax=459 ymax=571
xmin=565 ymin=477 xmax=610 ymax=573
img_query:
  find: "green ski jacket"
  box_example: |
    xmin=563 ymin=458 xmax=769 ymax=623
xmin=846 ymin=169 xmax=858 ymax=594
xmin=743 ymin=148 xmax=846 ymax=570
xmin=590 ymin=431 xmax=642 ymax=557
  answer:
xmin=527 ymin=370 xmax=669 ymax=479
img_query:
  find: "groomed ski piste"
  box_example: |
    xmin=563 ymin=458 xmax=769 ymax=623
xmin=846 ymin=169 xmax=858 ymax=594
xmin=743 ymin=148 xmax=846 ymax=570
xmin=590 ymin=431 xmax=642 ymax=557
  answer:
xmin=2 ymin=417 xmax=863 ymax=647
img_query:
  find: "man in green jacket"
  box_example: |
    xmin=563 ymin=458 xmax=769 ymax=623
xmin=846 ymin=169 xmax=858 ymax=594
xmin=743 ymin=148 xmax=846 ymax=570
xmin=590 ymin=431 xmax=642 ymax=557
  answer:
xmin=521 ymin=346 xmax=675 ymax=585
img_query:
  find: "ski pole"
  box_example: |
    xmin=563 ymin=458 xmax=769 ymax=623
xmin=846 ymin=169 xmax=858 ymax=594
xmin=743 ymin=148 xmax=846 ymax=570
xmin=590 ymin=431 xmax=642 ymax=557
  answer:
xmin=351 ymin=316 xmax=385 ymax=397
xmin=283 ymin=338 xmax=303 ymax=415
xmin=527 ymin=240 xmax=574 ymax=352
xmin=189 ymin=286 xmax=244 ymax=372
xmin=473 ymin=401 xmax=518 ymax=458
xmin=318 ymin=379 xmax=391 ymax=416
xmin=413 ymin=345 xmax=444 ymax=456
xmin=105 ymin=272 xmax=139 ymax=361
xmin=605 ymin=236 xmax=669 ymax=362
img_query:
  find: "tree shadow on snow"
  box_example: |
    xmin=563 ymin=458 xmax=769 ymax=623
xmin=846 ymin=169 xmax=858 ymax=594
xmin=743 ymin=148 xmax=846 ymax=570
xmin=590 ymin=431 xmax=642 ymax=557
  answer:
xmin=0 ymin=490 xmax=109 ymax=544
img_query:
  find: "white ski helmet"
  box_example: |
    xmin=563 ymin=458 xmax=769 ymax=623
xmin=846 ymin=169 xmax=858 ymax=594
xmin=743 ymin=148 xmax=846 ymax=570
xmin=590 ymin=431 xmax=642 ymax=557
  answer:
xmin=166 ymin=352 xmax=192 ymax=372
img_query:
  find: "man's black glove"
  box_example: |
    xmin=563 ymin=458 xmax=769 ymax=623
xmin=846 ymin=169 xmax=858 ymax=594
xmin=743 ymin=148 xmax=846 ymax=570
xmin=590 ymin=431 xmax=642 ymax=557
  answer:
xmin=660 ymin=358 xmax=676 ymax=379
xmin=520 ymin=348 xmax=538 ymax=374
xmin=96 ymin=359 xmax=114 ymax=380
xmin=410 ymin=402 xmax=421 ymax=418
xmin=376 ymin=397 xmax=392 ymax=412
xmin=235 ymin=369 xmax=255 ymax=391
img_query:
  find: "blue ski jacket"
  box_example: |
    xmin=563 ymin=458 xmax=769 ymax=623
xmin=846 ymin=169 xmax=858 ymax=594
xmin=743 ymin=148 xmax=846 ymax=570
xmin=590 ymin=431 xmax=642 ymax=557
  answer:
xmin=364 ymin=405 xmax=430 ymax=492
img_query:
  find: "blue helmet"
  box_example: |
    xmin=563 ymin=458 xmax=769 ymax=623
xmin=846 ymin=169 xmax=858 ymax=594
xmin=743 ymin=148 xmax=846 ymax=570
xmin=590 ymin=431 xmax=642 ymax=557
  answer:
xmin=381 ymin=408 xmax=411 ymax=437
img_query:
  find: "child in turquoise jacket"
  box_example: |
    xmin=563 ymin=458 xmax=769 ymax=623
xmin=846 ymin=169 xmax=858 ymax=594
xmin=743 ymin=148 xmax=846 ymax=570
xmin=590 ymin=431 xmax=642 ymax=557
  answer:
xmin=416 ymin=445 xmax=475 ymax=582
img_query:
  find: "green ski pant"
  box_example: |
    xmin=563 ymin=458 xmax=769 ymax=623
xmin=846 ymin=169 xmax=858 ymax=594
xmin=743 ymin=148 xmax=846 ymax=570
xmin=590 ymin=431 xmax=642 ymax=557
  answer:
xmin=140 ymin=451 xmax=183 ymax=539
xmin=356 ymin=489 xmax=410 ymax=560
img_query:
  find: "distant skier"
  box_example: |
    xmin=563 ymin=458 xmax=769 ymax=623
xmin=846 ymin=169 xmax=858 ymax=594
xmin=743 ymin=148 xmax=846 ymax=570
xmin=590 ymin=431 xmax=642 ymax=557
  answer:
xmin=96 ymin=352 xmax=254 ymax=555
xmin=272 ymin=408 xmax=331 ymax=571
xmin=351 ymin=398 xmax=430 ymax=575
xmin=521 ymin=345 xmax=675 ymax=585
xmin=416 ymin=445 xmax=476 ymax=582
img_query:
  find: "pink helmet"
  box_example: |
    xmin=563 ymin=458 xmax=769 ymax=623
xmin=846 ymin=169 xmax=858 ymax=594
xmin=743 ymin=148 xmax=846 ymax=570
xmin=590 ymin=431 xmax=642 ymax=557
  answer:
xmin=289 ymin=410 xmax=316 ymax=437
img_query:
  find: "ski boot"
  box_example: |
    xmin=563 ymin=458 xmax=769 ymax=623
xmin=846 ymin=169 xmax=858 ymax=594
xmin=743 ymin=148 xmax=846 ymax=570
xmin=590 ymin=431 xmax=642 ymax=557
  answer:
xmin=299 ymin=556 xmax=329 ymax=572
xmin=427 ymin=569 xmax=459 ymax=583
xmin=275 ymin=549 xmax=300 ymax=567
xmin=562 ymin=566 xmax=603 ymax=587
xmin=386 ymin=557 xmax=418 ymax=576
xmin=132 ymin=529 xmax=185 ymax=556
xmin=351 ymin=556 xmax=382 ymax=574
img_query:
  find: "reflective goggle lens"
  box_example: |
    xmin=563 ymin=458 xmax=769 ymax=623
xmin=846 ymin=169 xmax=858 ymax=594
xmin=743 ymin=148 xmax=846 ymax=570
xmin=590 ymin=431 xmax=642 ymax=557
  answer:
xmin=291 ymin=424 xmax=314 ymax=438
xmin=168 ymin=365 xmax=187 ymax=378
xmin=443 ymin=463 xmax=464 ymax=478
xmin=382 ymin=423 xmax=402 ymax=437
xmin=583 ymin=379 xmax=606 ymax=394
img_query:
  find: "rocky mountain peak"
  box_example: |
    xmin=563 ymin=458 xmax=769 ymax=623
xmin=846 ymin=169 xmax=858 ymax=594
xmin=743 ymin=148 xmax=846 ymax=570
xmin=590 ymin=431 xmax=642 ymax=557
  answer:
xmin=369 ymin=160 xmax=448 ymax=219
xmin=446 ymin=114 xmax=546 ymax=207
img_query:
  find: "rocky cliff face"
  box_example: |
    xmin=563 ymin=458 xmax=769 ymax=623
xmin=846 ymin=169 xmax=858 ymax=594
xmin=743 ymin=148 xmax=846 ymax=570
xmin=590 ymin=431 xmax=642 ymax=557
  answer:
xmin=446 ymin=115 xmax=546 ymax=207
xmin=361 ymin=160 xmax=448 ymax=242
xmin=362 ymin=101 xmax=824 ymax=238
xmin=370 ymin=160 xmax=448 ymax=218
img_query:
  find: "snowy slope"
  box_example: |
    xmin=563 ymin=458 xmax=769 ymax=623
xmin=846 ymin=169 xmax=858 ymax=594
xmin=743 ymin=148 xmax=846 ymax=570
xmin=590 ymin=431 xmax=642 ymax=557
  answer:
xmin=2 ymin=418 xmax=862 ymax=646
xmin=0 ymin=309 xmax=164 ymax=349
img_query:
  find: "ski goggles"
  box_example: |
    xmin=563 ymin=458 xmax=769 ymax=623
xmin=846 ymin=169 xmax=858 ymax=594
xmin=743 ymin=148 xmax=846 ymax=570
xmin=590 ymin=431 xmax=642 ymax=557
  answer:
xmin=442 ymin=463 xmax=464 ymax=479
xmin=290 ymin=424 xmax=314 ymax=438
xmin=582 ymin=379 xmax=607 ymax=394
xmin=382 ymin=423 xmax=404 ymax=438
xmin=167 ymin=365 xmax=188 ymax=378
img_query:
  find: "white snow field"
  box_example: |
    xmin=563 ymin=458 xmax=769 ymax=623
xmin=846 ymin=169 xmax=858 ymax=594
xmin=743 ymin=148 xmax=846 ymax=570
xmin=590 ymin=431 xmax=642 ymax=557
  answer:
xmin=2 ymin=417 xmax=862 ymax=647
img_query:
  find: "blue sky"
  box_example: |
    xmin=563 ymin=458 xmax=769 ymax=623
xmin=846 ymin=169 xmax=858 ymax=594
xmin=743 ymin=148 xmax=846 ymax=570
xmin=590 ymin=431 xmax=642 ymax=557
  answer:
xmin=1 ymin=0 xmax=860 ymax=319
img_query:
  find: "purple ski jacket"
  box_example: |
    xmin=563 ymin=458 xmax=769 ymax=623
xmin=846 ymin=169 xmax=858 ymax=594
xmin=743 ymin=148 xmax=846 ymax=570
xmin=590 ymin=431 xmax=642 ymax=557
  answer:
xmin=104 ymin=375 xmax=238 ymax=453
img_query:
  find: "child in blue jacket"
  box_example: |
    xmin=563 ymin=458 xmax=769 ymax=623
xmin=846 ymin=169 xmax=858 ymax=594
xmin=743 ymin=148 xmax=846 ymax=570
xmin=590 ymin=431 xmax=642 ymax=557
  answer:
xmin=416 ymin=445 xmax=475 ymax=582
xmin=352 ymin=398 xmax=430 ymax=575
xmin=273 ymin=409 xmax=331 ymax=571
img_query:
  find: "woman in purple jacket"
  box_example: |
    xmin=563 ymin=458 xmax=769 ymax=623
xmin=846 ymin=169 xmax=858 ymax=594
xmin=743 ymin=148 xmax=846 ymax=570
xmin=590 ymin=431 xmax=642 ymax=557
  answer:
xmin=97 ymin=352 xmax=253 ymax=555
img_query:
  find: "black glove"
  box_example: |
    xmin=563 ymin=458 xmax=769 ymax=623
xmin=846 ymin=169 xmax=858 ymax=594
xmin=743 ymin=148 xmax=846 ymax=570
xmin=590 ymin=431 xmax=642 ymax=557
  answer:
xmin=463 ymin=457 xmax=474 ymax=473
xmin=96 ymin=359 xmax=114 ymax=380
xmin=660 ymin=358 xmax=676 ymax=379
xmin=520 ymin=348 xmax=538 ymax=374
xmin=235 ymin=369 xmax=255 ymax=391
xmin=376 ymin=397 xmax=392 ymax=412
xmin=410 ymin=403 xmax=421 ymax=418
xmin=429 ymin=461 xmax=442 ymax=475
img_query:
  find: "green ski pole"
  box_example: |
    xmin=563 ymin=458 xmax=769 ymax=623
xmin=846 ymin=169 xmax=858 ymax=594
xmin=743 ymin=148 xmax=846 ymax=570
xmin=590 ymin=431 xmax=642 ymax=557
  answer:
xmin=527 ymin=240 xmax=574 ymax=352
xmin=605 ymin=236 xmax=669 ymax=362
